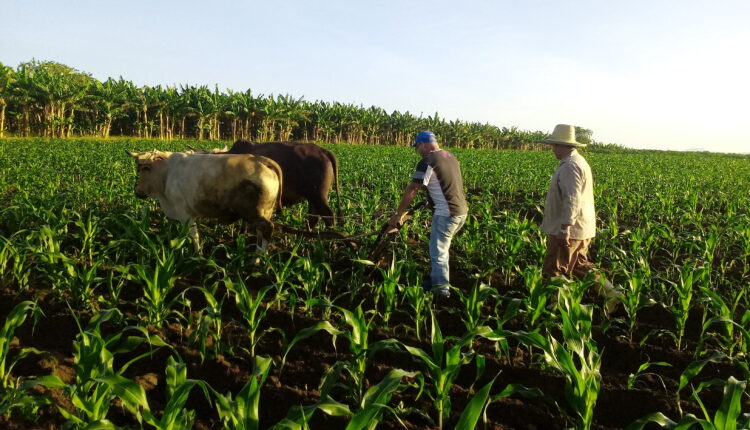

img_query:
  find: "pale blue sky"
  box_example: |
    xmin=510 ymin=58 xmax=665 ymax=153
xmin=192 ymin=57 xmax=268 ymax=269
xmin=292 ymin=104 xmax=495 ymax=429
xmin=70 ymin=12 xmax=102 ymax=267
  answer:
xmin=2 ymin=0 xmax=749 ymax=153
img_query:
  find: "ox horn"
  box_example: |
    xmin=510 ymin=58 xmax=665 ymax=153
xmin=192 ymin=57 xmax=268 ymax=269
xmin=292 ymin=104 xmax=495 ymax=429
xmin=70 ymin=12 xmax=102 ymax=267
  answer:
xmin=126 ymin=150 xmax=139 ymax=158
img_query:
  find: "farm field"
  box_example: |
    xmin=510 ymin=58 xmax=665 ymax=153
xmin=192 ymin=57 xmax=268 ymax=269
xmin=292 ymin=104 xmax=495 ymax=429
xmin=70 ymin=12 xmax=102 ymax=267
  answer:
xmin=0 ymin=138 xmax=749 ymax=429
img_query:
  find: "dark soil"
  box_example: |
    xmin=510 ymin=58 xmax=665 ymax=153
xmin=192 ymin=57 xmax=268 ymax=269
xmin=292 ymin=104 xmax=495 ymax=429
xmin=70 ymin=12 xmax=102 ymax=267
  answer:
xmin=0 ymin=261 xmax=747 ymax=430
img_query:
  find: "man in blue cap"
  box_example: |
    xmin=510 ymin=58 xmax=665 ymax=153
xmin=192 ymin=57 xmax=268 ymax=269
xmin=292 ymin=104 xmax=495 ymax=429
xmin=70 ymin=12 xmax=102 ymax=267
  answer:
xmin=388 ymin=131 xmax=468 ymax=298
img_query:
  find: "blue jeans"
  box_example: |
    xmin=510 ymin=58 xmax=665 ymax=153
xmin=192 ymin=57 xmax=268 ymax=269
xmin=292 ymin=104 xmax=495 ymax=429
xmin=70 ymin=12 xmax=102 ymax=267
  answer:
xmin=429 ymin=214 xmax=466 ymax=288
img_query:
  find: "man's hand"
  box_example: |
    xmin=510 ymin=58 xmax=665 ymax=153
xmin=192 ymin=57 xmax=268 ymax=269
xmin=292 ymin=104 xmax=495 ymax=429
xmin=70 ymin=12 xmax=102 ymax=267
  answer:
xmin=558 ymin=225 xmax=571 ymax=247
xmin=556 ymin=233 xmax=571 ymax=247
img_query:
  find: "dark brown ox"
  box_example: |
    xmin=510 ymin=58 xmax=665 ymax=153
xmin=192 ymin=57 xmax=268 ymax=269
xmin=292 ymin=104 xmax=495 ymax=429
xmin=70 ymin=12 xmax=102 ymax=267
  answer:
xmin=202 ymin=140 xmax=341 ymax=227
xmin=127 ymin=150 xmax=283 ymax=253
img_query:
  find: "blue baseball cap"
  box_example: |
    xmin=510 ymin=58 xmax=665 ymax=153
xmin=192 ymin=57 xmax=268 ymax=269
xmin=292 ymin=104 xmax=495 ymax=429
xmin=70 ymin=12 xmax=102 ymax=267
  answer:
xmin=412 ymin=131 xmax=437 ymax=147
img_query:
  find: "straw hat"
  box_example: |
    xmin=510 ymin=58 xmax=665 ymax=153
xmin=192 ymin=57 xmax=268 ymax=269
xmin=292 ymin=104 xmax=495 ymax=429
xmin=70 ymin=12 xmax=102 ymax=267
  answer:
xmin=538 ymin=124 xmax=586 ymax=147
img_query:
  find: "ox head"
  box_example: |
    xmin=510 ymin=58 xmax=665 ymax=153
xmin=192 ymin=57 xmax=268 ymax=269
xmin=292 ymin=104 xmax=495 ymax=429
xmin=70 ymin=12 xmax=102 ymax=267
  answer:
xmin=126 ymin=150 xmax=171 ymax=199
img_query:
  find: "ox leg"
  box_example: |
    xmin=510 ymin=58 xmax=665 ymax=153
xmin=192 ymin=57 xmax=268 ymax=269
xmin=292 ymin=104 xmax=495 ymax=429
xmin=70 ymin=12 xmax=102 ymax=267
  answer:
xmin=188 ymin=220 xmax=201 ymax=254
xmin=254 ymin=218 xmax=273 ymax=253
xmin=309 ymin=197 xmax=335 ymax=228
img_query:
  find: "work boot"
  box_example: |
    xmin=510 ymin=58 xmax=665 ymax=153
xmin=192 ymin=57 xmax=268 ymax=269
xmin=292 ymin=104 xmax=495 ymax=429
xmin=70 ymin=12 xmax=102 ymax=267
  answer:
xmin=435 ymin=286 xmax=451 ymax=299
xmin=422 ymin=280 xmax=450 ymax=299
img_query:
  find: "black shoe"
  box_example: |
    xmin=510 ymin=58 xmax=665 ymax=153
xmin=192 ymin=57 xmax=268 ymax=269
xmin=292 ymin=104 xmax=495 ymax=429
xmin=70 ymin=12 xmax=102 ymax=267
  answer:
xmin=421 ymin=279 xmax=432 ymax=292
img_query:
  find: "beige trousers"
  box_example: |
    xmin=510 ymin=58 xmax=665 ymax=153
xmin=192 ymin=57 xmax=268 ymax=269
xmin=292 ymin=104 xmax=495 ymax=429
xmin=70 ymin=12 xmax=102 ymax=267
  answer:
xmin=542 ymin=236 xmax=596 ymax=279
xmin=542 ymin=236 xmax=622 ymax=306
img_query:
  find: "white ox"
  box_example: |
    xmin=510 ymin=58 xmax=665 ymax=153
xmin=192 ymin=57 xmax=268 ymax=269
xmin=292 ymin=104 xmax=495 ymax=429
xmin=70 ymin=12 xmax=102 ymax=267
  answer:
xmin=127 ymin=150 xmax=283 ymax=253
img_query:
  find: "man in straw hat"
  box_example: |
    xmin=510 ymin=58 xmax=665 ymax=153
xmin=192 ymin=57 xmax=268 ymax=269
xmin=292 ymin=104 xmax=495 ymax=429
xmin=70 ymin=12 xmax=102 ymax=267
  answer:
xmin=538 ymin=124 xmax=622 ymax=312
xmin=388 ymin=131 xmax=468 ymax=299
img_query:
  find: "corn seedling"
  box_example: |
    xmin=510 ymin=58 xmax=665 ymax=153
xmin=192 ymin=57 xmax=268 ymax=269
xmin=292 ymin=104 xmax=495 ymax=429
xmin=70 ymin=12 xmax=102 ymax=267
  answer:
xmin=185 ymin=282 xmax=228 ymax=362
xmin=225 ymin=277 xmax=279 ymax=357
xmin=403 ymin=284 xmax=429 ymax=340
xmin=142 ymin=355 xmax=211 ymax=430
xmin=626 ymin=376 xmax=749 ymax=430
xmin=456 ymin=281 xmax=499 ymax=333
xmin=669 ymin=265 xmax=708 ymax=350
xmin=0 ymin=301 xmax=52 ymax=420
xmin=627 ymin=361 xmax=671 ymax=392
xmin=211 ymin=355 xmax=272 ymax=430
xmin=343 ymin=368 xmax=418 ymax=430
xmin=42 ymin=309 xmax=167 ymax=427
xmin=131 ymin=243 xmax=181 ymax=328
xmin=400 ymin=311 xmax=475 ymax=429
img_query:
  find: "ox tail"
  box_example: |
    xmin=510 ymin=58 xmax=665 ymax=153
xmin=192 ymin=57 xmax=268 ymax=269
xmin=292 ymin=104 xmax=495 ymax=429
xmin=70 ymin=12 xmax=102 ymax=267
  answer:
xmin=260 ymin=156 xmax=284 ymax=210
xmin=325 ymin=149 xmax=342 ymax=224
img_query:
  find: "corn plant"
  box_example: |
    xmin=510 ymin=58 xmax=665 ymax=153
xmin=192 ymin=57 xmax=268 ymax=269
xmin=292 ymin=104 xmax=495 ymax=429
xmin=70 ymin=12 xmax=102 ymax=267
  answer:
xmin=262 ymin=242 xmax=303 ymax=309
xmin=295 ymin=253 xmax=333 ymax=315
xmin=72 ymin=211 xmax=100 ymax=266
xmin=522 ymin=266 xmax=555 ymax=331
xmin=6 ymin=238 xmax=31 ymax=291
xmin=0 ymin=301 xmax=52 ymax=420
xmin=626 ymin=376 xmax=749 ymax=430
xmin=341 ymin=368 xmax=418 ymax=430
xmin=185 ymin=282 xmax=227 ymax=362
xmin=511 ymin=286 xmax=602 ymax=430
xmin=40 ymin=309 xmax=167 ymax=428
xmin=329 ymin=305 xmax=401 ymax=404
xmin=131 ymin=243 xmax=182 ymax=328
xmin=373 ymin=254 xmax=403 ymax=326
xmin=269 ymin=396 xmax=350 ymax=430
xmin=283 ymin=304 xmax=399 ymax=405
xmin=399 ymin=311 xmax=475 ymax=429
xmin=403 ymin=284 xmax=429 ymax=340
xmin=278 ymin=364 xmax=418 ymax=430
xmin=455 ymin=281 xmax=499 ymax=332
xmin=0 ymin=236 xmax=13 ymax=282
xmin=143 ymin=355 xmax=211 ymax=430
xmin=211 ymin=355 xmax=272 ymax=430
xmin=225 ymin=277 xmax=279 ymax=357
xmin=0 ymin=301 xmax=42 ymax=387
xmin=697 ymin=286 xmax=750 ymax=359
xmin=627 ymin=360 xmax=671 ymax=392
xmin=619 ymin=264 xmax=653 ymax=342
xmin=455 ymin=377 xmax=545 ymax=430
xmin=669 ymin=265 xmax=708 ymax=350
xmin=455 ymin=377 xmax=496 ymax=430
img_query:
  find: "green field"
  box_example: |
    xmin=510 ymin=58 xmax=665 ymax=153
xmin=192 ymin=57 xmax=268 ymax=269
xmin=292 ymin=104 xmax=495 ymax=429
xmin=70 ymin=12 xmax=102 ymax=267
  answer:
xmin=0 ymin=138 xmax=749 ymax=429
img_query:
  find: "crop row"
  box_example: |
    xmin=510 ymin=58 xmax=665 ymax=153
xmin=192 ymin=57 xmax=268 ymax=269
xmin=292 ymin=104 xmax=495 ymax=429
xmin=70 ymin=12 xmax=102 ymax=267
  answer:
xmin=0 ymin=138 xmax=748 ymax=429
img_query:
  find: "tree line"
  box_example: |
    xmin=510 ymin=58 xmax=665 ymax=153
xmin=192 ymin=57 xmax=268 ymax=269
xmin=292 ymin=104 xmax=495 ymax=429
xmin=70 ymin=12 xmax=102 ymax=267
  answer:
xmin=0 ymin=60 xmax=618 ymax=150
